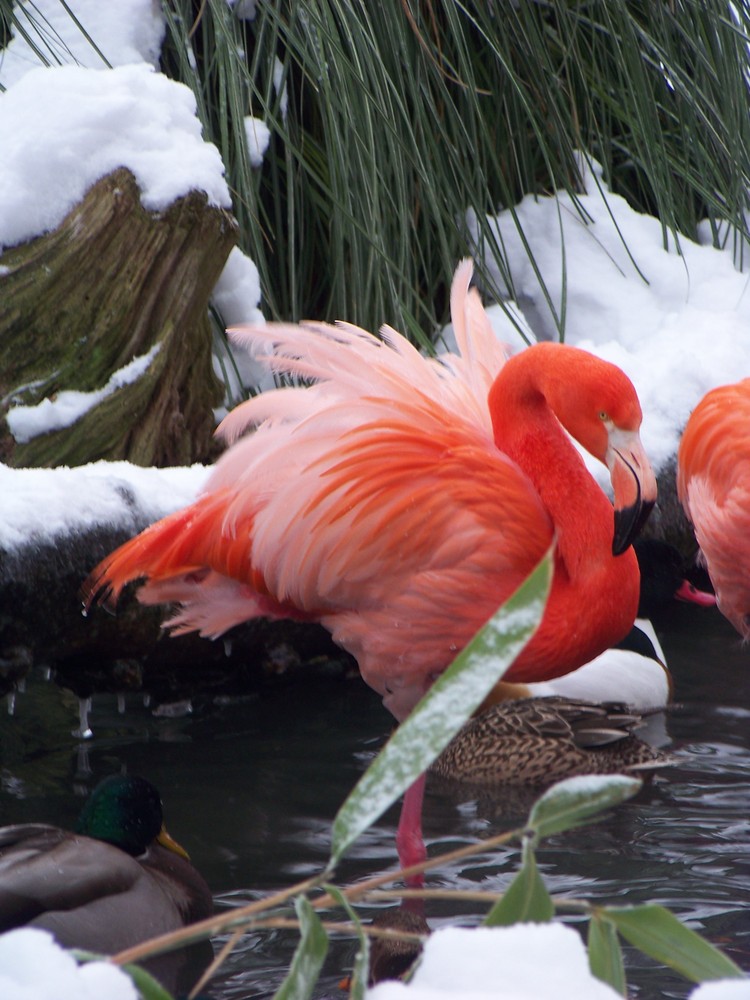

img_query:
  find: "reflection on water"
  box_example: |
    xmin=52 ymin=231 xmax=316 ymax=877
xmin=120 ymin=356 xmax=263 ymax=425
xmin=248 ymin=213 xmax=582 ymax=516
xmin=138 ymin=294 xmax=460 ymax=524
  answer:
xmin=1 ymin=600 xmax=749 ymax=998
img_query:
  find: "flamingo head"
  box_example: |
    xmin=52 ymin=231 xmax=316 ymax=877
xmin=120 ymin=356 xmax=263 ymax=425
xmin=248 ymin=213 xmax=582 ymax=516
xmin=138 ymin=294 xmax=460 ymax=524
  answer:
xmin=539 ymin=345 xmax=658 ymax=555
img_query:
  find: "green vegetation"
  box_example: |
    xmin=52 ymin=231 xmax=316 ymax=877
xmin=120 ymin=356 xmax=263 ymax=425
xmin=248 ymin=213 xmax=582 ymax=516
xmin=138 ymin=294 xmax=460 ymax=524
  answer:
xmin=159 ymin=0 xmax=750 ymax=342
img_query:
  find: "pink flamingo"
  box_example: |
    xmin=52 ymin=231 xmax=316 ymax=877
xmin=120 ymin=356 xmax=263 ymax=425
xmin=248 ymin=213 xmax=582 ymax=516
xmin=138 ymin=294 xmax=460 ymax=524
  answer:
xmin=84 ymin=260 xmax=656 ymax=868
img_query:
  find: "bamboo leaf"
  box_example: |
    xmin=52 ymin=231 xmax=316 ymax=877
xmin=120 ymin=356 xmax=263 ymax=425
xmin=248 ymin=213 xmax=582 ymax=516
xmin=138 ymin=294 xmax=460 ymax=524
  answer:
xmin=603 ymin=904 xmax=745 ymax=983
xmin=72 ymin=953 xmax=175 ymax=1000
xmin=484 ymin=838 xmax=554 ymax=926
xmin=527 ymin=774 xmax=642 ymax=842
xmin=329 ymin=550 xmax=553 ymax=867
xmin=272 ymin=896 xmax=330 ymax=1000
xmin=120 ymin=963 xmax=176 ymax=1000
xmin=588 ymin=914 xmax=626 ymax=996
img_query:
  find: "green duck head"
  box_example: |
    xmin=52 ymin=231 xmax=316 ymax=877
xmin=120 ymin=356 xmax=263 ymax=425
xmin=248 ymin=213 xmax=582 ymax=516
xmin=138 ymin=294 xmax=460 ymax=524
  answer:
xmin=75 ymin=774 xmax=190 ymax=860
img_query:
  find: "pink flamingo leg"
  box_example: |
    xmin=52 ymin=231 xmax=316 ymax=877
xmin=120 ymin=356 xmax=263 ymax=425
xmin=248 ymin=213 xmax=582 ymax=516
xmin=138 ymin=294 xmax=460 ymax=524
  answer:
xmin=396 ymin=773 xmax=427 ymax=888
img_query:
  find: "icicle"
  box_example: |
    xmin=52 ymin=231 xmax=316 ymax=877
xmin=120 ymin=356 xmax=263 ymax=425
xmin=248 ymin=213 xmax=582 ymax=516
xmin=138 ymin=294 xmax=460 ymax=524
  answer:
xmin=223 ymin=637 xmax=233 ymax=657
xmin=73 ymin=697 xmax=93 ymax=740
xmin=17 ymin=677 xmax=26 ymax=694
xmin=76 ymin=743 xmax=92 ymax=778
xmin=6 ymin=692 xmax=16 ymax=716
xmin=42 ymin=666 xmax=52 ymax=681
xmin=143 ymin=693 xmax=151 ymax=708
xmin=117 ymin=693 xmax=126 ymax=714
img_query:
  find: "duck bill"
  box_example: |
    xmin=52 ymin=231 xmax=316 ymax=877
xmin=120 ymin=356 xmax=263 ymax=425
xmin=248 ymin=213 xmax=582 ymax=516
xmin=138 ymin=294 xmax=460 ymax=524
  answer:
xmin=157 ymin=823 xmax=191 ymax=860
xmin=607 ymin=431 xmax=657 ymax=556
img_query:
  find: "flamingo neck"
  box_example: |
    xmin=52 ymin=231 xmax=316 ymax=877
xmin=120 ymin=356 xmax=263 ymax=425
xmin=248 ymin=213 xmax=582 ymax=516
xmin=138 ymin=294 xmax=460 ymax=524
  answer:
xmin=489 ymin=349 xmax=614 ymax=578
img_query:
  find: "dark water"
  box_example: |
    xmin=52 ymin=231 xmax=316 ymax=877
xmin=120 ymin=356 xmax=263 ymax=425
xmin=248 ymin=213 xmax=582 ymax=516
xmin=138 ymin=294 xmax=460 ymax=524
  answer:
xmin=2 ymin=600 xmax=749 ymax=998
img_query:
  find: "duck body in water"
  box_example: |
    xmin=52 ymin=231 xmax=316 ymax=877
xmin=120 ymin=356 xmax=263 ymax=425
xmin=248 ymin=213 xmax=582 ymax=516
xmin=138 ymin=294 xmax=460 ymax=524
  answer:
xmin=431 ymin=697 xmax=675 ymax=786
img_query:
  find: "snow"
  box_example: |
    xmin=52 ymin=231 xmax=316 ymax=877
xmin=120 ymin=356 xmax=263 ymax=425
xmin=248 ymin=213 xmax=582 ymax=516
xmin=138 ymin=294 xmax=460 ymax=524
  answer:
xmin=244 ymin=115 xmax=271 ymax=167
xmin=0 ymin=928 xmax=138 ymax=1000
xmin=6 ymin=345 xmax=161 ymax=444
xmin=0 ymin=461 xmax=206 ymax=550
xmin=690 ymin=983 xmax=750 ymax=1000
xmin=0 ymin=63 xmax=231 ymax=253
xmin=364 ymin=923 xmax=749 ymax=1000
xmin=474 ymin=157 xmax=750 ymax=476
xmin=211 ymin=247 xmax=271 ymax=407
xmin=1 ymin=2 xmax=750 ymax=995
xmin=366 ymin=923 xmax=621 ymax=1000
xmin=0 ymin=0 xmax=164 ymax=89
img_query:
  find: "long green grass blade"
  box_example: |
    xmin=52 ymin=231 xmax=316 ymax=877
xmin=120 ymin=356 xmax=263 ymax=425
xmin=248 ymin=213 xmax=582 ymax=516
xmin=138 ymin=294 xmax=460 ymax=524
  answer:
xmin=329 ymin=550 xmax=552 ymax=868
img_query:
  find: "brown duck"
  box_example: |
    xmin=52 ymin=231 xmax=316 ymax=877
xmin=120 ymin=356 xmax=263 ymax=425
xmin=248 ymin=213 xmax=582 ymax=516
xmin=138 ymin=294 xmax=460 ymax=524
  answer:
xmin=430 ymin=696 xmax=675 ymax=786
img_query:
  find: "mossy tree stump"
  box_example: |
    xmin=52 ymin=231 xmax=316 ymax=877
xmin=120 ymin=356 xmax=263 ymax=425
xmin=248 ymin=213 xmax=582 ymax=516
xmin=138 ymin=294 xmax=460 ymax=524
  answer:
xmin=0 ymin=167 xmax=238 ymax=468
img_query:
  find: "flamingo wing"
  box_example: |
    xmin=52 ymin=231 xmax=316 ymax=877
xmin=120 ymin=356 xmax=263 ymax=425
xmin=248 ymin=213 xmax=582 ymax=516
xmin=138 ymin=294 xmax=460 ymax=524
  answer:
xmin=84 ymin=268 xmax=552 ymax=696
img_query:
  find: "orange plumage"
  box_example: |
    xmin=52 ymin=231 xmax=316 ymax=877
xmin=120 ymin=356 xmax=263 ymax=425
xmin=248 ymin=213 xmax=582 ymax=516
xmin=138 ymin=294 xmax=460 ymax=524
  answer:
xmin=84 ymin=260 xmax=656 ymax=722
xmin=678 ymin=378 xmax=750 ymax=640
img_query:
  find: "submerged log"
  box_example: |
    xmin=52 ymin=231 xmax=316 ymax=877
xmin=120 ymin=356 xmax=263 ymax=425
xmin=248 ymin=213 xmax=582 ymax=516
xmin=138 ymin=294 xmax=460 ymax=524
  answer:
xmin=0 ymin=167 xmax=237 ymax=468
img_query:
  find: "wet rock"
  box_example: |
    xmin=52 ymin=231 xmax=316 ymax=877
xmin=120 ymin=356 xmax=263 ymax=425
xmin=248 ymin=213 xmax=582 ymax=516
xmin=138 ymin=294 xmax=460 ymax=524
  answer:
xmin=0 ymin=463 xmax=700 ymax=705
xmin=0 ymin=523 xmax=356 ymax=707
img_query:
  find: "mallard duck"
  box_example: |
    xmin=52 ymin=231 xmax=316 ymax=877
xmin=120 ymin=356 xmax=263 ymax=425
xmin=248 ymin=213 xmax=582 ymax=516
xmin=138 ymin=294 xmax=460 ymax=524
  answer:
xmin=430 ymin=696 xmax=676 ymax=786
xmin=0 ymin=774 xmax=213 ymax=985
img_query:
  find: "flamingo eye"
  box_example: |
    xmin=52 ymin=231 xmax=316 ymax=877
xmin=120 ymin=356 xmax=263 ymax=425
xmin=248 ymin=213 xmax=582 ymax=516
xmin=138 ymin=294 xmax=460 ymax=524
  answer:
xmin=599 ymin=411 xmax=609 ymax=421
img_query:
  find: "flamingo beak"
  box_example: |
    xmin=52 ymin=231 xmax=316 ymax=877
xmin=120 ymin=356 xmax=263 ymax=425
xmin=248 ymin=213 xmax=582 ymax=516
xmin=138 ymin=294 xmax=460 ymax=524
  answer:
xmin=607 ymin=431 xmax=657 ymax=556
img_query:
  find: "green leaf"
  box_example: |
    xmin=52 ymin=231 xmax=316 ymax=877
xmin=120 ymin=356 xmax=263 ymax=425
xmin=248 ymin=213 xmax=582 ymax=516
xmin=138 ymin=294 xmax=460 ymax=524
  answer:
xmin=329 ymin=550 xmax=552 ymax=867
xmin=120 ymin=963 xmax=176 ymax=1000
xmin=323 ymin=884 xmax=369 ymax=1000
xmin=484 ymin=837 xmax=554 ymax=926
xmin=603 ymin=904 xmax=745 ymax=983
xmin=527 ymin=774 xmax=642 ymax=842
xmin=273 ymin=896 xmax=330 ymax=1000
xmin=72 ymin=953 xmax=175 ymax=1000
xmin=588 ymin=914 xmax=626 ymax=996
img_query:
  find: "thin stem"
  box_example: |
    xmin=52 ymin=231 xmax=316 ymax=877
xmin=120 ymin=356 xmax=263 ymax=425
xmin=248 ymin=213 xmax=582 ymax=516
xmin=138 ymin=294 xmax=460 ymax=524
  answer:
xmin=109 ymin=825 xmax=520 ymax=968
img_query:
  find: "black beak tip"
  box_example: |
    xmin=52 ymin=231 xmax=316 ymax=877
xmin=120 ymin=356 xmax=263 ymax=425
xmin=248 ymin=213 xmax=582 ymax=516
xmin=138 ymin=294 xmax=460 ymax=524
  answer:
xmin=612 ymin=499 xmax=655 ymax=556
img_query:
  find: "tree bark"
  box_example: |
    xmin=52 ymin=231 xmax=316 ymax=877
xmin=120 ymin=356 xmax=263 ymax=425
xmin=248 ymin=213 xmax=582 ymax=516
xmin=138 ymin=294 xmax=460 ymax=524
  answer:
xmin=0 ymin=167 xmax=237 ymax=468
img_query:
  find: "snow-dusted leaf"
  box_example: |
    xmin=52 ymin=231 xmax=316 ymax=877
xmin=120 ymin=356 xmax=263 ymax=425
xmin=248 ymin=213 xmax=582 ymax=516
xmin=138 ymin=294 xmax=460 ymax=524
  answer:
xmin=527 ymin=774 xmax=642 ymax=842
xmin=330 ymin=550 xmax=552 ymax=867
xmin=602 ymin=904 xmax=745 ymax=983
